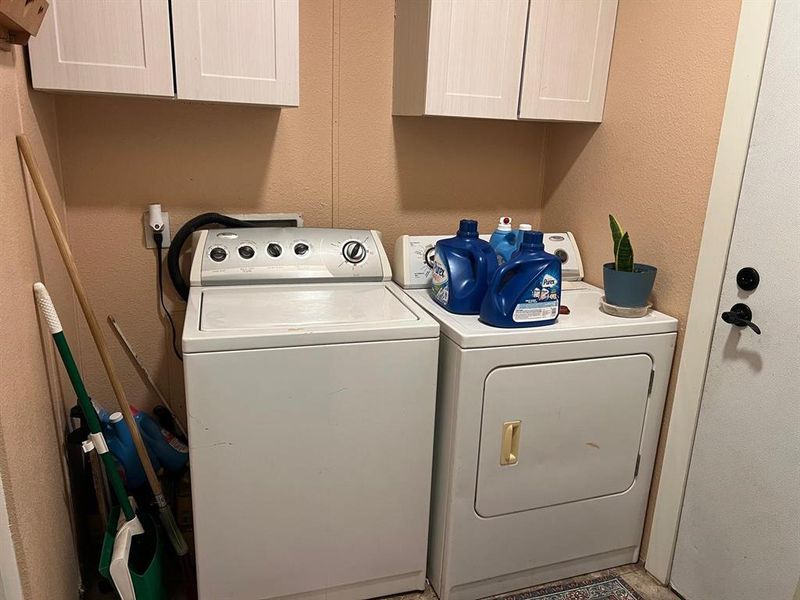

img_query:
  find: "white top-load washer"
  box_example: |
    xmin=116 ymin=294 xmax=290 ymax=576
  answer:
xmin=183 ymin=228 xmax=439 ymax=600
xmin=393 ymin=233 xmax=678 ymax=600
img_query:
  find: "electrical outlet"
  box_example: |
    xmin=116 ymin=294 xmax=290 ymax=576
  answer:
xmin=143 ymin=211 xmax=171 ymax=248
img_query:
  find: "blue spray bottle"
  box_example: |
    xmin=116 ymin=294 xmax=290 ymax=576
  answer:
xmin=489 ymin=217 xmax=517 ymax=263
xmin=480 ymin=230 xmax=562 ymax=328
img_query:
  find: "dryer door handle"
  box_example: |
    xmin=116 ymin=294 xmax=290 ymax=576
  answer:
xmin=500 ymin=421 xmax=521 ymax=466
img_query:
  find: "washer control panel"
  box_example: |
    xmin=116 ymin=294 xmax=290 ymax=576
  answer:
xmin=393 ymin=232 xmax=583 ymax=289
xmin=193 ymin=228 xmax=391 ymax=286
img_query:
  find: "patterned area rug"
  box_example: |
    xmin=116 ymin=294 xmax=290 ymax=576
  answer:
xmin=497 ymin=575 xmax=644 ymax=600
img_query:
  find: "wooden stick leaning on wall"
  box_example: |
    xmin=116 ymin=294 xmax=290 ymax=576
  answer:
xmin=16 ymin=134 xmax=188 ymax=557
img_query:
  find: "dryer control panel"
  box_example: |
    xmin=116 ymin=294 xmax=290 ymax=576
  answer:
xmin=191 ymin=228 xmax=391 ymax=286
xmin=394 ymin=232 xmax=584 ymax=289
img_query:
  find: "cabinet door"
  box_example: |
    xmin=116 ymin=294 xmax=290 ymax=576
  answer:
xmin=519 ymin=0 xmax=618 ymax=122
xmin=28 ymin=0 xmax=174 ymax=96
xmin=171 ymin=0 xmax=299 ymax=106
xmin=425 ymin=0 xmax=529 ymax=120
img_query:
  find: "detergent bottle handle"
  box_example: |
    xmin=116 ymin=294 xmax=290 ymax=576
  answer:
xmin=491 ymin=260 xmax=516 ymax=294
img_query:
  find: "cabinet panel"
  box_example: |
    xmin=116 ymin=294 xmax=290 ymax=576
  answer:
xmin=28 ymin=0 xmax=174 ymax=96
xmin=520 ymin=0 xmax=617 ymax=122
xmin=424 ymin=0 xmax=529 ymax=119
xmin=172 ymin=0 xmax=299 ymax=106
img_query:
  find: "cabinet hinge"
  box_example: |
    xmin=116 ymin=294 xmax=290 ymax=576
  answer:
xmin=634 ymin=454 xmax=641 ymax=478
xmin=648 ymin=369 xmax=655 ymax=394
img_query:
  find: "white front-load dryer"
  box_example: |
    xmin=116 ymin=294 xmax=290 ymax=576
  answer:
xmin=183 ymin=227 xmax=439 ymax=600
xmin=393 ymin=233 xmax=678 ymax=600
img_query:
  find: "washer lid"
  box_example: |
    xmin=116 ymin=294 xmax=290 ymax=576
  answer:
xmin=183 ymin=282 xmax=439 ymax=352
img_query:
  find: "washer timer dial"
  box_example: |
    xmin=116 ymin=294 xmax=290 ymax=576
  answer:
xmin=342 ymin=240 xmax=367 ymax=264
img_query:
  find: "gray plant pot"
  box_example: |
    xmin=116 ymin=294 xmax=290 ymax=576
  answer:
xmin=603 ymin=263 xmax=657 ymax=308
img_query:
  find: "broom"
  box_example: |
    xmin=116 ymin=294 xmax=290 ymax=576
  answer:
xmin=18 ymin=135 xmax=187 ymax=557
xmin=34 ymin=283 xmax=157 ymax=599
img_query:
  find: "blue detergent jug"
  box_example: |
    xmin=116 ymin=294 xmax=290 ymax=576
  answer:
xmin=432 ymin=219 xmax=499 ymax=314
xmin=489 ymin=217 xmax=517 ymax=263
xmin=131 ymin=406 xmax=189 ymax=474
xmin=103 ymin=411 xmax=156 ymax=489
xmin=480 ymin=230 xmax=562 ymax=328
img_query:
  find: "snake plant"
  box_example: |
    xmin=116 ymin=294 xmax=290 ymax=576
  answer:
xmin=609 ymin=215 xmax=634 ymax=272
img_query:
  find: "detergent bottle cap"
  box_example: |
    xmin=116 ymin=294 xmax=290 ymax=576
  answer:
xmin=496 ymin=217 xmax=512 ymax=232
xmin=518 ymin=223 xmax=532 ymax=232
xmin=110 ymin=412 xmax=123 ymax=424
xmin=520 ymin=230 xmax=545 ymax=252
xmin=457 ymin=219 xmax=479 ymax=238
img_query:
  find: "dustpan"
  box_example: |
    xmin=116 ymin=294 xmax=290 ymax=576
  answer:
xmin=99 ymin=505 xmax=165 ymax=600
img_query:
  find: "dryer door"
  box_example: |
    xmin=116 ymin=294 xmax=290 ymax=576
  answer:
xmin=475 ymin=354 xmax=653 ymax=517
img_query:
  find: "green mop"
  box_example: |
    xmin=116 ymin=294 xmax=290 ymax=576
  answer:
xmin=34 ymin=283 xmax=164 ymax=600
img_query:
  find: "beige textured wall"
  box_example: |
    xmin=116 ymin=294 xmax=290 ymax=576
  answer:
xmin=539 ymin=0 xmax=741 ymax=551
xmin=53 ymin=0 xmax=546 ymax=414
xmin=0 ymin=48 xmax=80 ymax=599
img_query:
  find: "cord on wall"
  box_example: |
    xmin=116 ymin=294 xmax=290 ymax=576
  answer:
xmin=149 ymin=204 xmax=182 ymax=362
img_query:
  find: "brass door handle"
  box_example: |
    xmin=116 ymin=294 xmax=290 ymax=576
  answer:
xmin=500 ymin=421 xmax=521 ymax=466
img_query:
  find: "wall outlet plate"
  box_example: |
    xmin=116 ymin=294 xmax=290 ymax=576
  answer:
xmin=143 ymin=211 xmax=171 ymax=248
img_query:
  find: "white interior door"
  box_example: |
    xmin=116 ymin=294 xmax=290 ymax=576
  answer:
xmin=171 ymin=0 xmax=299 ymax=106
xmin=28 ymin=0 xmax=174 ymax=96
xmin=424 ymin=0 xmax=529 ymax=119
xmin=671 ymin=2 xmax=800 ymax=599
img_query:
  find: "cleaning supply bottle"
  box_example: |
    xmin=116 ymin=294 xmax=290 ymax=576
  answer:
xmin=480 ymin=230 xmax=562 ymax=328
xmin=432 ymin=219 xmax=499 ymax=314
xmin=131 ymin=405 xmax=189 ymax=474
xmin=103 ymin=411 xmax=152 ymax=489
xmin=489 ymin=217 xmax=517 ymax=263
xmin=515 ymin=223 xmax=533 ymax=251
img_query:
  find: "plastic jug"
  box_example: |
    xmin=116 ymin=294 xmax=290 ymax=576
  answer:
xmin=489 ymin=217 xmax=517 ymax=263
xmin=432 ymin=219 xmax=499 ymax=314
xmin=131 ymin=406 xmax=189 ymax=474
xmin=103 ymin=411 xmax=154 ymax=489
xmin=480 ymin=230 xmax=562 ymax=328
xmin=515 ymin=223 xmax=532 ymax=251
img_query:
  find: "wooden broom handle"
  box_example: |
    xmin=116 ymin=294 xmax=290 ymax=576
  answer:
xmin=16 ymin=134 xmax=165 ymax=502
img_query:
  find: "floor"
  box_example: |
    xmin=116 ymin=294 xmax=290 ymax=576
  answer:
xmin=394 ymin=564 xmax=681 ymax=600
xmin=89 ymin=561 xmax=681 ymax=600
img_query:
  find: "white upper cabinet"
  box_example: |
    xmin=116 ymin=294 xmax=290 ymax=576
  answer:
xmin=28 ymin=0 xmax=174 ymax=97
xmin=171 ymin=0 xmax=299 ymax=106
xmin=28 ymin=0 xmax=299 ymax=107
xmin=394 ymin=0 xmax=529 ymax=120
xmin=393 ymin=0 xmax=618 ymax=122
xmin=519 ymin=0 xmax=618 ymax=122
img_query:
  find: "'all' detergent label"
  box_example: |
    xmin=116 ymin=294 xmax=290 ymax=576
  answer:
xmin=431 ymin=249 xmax=450 ymax=305
xmin=512 ymin=270 xmax=560 ymax=323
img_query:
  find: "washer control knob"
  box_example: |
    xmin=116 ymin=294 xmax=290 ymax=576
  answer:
xmin=209 ymin=246 xmax=227 ymax=262
xmin=238 ymin=245 xmax=255 ymax=260
xmin=554 ymin=249 xmax=569 ymax=263
xmin=294 ymin=242 xmax=310 ymax=256
xmin=267 ymin=243 xmax=283 ymax=258
xmin=342 ymin=240 xmax=367 ymax=264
